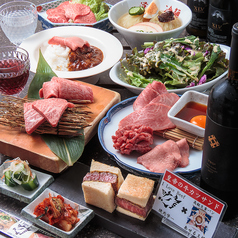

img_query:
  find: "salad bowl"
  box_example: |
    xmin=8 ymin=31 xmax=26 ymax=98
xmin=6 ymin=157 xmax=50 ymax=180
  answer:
xmin=110 ymin=40 xmax=230 ymax=94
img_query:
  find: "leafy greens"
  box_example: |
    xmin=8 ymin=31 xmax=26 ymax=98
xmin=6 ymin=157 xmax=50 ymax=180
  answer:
xmin=72 ymin=0 xmax=109 ymax=21
xmin=122 ymin=36 xmax=229 ymax=89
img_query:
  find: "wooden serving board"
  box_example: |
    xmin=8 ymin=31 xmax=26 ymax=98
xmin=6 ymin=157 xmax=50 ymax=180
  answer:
xmin=0 ymin=81 xmax=121 ymax=173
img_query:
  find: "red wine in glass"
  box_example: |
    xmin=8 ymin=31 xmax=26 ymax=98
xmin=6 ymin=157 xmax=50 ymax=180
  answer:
xmin=0 ymin=58 xmax=29 ymax=95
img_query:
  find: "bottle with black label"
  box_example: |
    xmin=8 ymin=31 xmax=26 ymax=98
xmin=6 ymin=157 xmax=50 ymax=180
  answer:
xmin=200 ymin=23 xmax=238 ymax=220
xmin=186 ymin=0 xmax=209 ymax=38
xmin=207 ymin=0 xmax=232 ymax=45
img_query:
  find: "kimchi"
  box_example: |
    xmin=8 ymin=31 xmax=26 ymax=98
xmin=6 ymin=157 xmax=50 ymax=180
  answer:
xmin=34 ymin=193 xmax=79 ymax=232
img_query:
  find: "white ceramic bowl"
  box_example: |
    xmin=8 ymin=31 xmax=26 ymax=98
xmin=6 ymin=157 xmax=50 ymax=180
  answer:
xmin=108 ymin=0 xmax=192 ymax=49
xmin=168 ymin=91 xmax=208 ymax=137
xmin=109 ymin=44 xmax=230 ymax=94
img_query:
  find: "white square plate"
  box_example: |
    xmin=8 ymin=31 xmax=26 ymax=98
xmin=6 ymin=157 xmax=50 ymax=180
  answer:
xmin=168 ymin=90 xmax=208 ymax=137
xmin=0 ymin=161 xmax=54 ymax=203
xmin=21 ymin=188 xmax=94 ymax=238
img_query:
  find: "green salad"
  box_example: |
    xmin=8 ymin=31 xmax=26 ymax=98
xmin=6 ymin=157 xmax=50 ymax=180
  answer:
xmin=121 ymin=35 xmax=229 ymax=89
xmin=72 ymin=0 xmax=109 ymax=21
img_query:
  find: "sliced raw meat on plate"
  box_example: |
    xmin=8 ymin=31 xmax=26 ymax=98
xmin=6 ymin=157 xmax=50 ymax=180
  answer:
xmin=64 ymin=3 xmax=91 ymax=21
xmin=46 ymin=10 xmax=68 ymax=23
xmin=24 ymin=102 xmax=46 ymax=134
xmin=74 ymin=11 xmax=97 ymax=23
xmin=118 ymin=103 xmax=175 ymax=131
xmin=112 ymin=125 xmax=153 ymax=155
xmin=176 ymin=138 xmax=190 ymax=167
xmin=149 ymin=93 xmax=179 ymax=107
xmin=133 ymin=81 xmax=167 ymax=111
xmin=48 ymin=36 xmax=90 ymax=51
xmin=46 ymin=1 xmax=96 ymax=24
xmin=32 ymin=98 xmax=75 ymax=127
xmin=137 ymin=140 xmax=182 ymax=173
xmin=46 ymin=1 xmax=70 ymax=23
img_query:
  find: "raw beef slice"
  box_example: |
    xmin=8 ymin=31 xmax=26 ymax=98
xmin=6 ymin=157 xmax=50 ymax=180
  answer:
xmin=39 ymin=80 xmax=59 ymax=99
xmin=74 ymin=11 xmax=96 ymax=23
xmin=46 ymin=1 xmax=70 ymax=23
xmin=54 ymin=77 xmax=94 ymax=102
xmin=149 ymin=93 xmax=179 ymax=107
xmin=137 ymin=140 xmax=182 ymax=173
xmin=48 ymin=36 xmax=90 ymax=51
xmin=64 ymin=3 xmax=91 ymax=21
xmin=176 ymin=138 xmax=190 ymax=167
xmin=32 ymin=98 xmax=75 ymax=127
xmin=133 ymin=81 xmax=167 ymax=111
xmin=112 ymin=125 xmax=153 ymax=155
xmin=39 ymin=76 xmax=94 ymax=102
xmin=118 ymin=103 xmax=175 ymax=131
xmin=24 ymin=103 xmax=46 ymax=134
xmin=46 ymin=1 xmax=96 ymax=24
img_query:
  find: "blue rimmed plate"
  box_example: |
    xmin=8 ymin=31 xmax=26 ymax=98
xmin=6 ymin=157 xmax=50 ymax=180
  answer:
xmin=98 ymin=97 xmax=203 ymax=179
xmin=37 ymin=0 xmax=113 ymax=32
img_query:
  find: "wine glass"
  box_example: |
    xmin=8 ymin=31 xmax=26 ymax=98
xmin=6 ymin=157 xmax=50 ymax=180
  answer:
xmin=0 ymin=1 xmax=37 ymax=46
xmin=0 ymin=46 xmax=30 ymax=97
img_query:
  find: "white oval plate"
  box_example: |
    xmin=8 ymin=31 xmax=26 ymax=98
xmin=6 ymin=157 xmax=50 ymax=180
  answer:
xmin=109 ymin=44 xmax=230 ymax=94
xmin=20 ymin=26 xmax=123 ymax=79
xmin=98 ymin=97 xmax=202 ymax=179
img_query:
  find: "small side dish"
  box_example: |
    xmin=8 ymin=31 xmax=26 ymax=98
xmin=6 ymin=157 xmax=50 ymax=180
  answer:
xmin=21 ymin=188 xmax=94 ymax=238
xmin=2 ymin=158 xmax=39 ymax=191
xmin=168 ymin=90 xmax=208 ymax=137
xmin=175 ymin=101 xmax=207 ymax=129
xmin=34 ymin=193 xmax=79 ymax=232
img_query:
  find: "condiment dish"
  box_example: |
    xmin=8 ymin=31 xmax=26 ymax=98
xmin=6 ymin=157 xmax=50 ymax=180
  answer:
xmin=108 ymin=0 xmax=192 ymax=50
xmin=168 ymin=91 xmax=208 ymax=137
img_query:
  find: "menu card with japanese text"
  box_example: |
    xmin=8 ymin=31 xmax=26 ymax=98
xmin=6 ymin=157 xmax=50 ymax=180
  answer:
xmin=153 ymin=170 xmax=227 ymax=238
xmin=0 ymin=209 xmax=57 ymax=238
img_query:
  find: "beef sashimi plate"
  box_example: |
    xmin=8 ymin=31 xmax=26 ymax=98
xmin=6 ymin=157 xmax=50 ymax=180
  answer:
xmin=98 ymin=97 xmax=202 ymax=179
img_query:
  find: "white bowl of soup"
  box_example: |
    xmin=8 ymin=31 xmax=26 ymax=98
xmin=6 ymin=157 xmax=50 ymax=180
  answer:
xmin=108 ymin=0 xmax=192 ymax=50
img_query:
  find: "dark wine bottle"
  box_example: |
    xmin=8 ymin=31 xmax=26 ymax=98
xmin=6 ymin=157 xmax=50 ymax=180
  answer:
xmin=207 ymin=0 xmax=232 ymax=45
xmin=200 ymin=23 xmax=238 ymax=220
xmin=186 ymin=0 xmax=209 ymax=38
